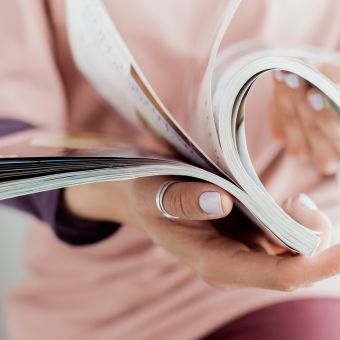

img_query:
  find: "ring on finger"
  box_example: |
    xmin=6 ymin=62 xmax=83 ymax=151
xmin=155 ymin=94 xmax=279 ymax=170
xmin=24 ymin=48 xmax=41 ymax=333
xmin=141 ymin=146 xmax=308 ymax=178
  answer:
xmin=155 ymin=180 xmax=180 ymax=220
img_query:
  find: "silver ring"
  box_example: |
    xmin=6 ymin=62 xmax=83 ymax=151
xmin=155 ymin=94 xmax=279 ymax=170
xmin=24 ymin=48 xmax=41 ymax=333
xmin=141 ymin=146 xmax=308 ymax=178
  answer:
xmin=156 ymin=180 xmax=179 ymax=219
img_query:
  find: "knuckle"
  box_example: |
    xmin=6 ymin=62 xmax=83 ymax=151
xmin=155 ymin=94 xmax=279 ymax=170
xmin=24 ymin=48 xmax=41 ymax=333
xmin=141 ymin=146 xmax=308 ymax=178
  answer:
xmin=167 ymin=188 xmax=191 ymax=218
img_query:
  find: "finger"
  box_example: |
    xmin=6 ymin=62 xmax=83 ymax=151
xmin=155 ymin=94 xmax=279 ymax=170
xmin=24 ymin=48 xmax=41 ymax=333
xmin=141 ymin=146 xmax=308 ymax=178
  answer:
xmin=268 ymin=99 xmax=285 ymax=143
xmin=276 ymin=244 xmax=340 ymax=289
xmin=269 ymin=70 xmax=289 ymax=144
xmin=272 ymin=71 xmax=310 ymax=158
xmin=306 ymin=88 xmax=340 ymax=166
xmin=272 ymin=71 xmax=299 ymax=116
xmin=282 ymin=194 xmax=332 ymax=251
xmin=306 ymin=88 xmax=340 ymax=140
xmin=294 ymin=93 xmax=339 ymax=174
xmin=162 ymin=181 xmax=233 ymax=220
xmin=331 ymin=139 xmax=340 ymax=158
xmin=296 ymin=94 xmax=338 ymax=173
xmin=303 ymin=123 xmax=339 ymax=175
xmin=225 ymin=243 xmax=340 ymax=291
xmin=280 ymin=111 xmax=309 ymax=159
xmin=281 ymin=72 xmax=312 ymax=158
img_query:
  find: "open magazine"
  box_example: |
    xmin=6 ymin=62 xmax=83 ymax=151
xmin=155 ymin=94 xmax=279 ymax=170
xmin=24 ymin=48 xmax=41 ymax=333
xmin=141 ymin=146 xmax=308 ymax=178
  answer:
xmin=1 ymin=0 xmax=340 ymax=256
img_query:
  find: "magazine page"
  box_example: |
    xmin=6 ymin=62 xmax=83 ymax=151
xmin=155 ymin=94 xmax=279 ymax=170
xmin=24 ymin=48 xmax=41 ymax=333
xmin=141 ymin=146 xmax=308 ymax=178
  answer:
xmin=187 ymin=0 xmax=242 ymax=172
xmin=0 ymin=127 xmax=320 ymax=255
xmin=66 ymin=0 xmax=228 ymax=172
xmin=213 ymin=46 xmax=340 ymax=174
xmin=0 ymin=131 xmax=320 ymax=255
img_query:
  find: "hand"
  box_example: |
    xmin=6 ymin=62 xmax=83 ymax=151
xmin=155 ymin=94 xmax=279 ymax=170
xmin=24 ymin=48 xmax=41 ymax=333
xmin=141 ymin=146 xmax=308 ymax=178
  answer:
xmin=269 ymin=65 xmax=340 ymax=175
xmin=64 ymin=178 xmax=340 ymax=291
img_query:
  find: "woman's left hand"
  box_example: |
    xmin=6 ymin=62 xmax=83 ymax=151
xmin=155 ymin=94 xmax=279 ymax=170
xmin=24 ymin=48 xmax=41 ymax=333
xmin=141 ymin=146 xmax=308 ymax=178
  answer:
xmin=269 ymin=64 xmax=340 ymax=175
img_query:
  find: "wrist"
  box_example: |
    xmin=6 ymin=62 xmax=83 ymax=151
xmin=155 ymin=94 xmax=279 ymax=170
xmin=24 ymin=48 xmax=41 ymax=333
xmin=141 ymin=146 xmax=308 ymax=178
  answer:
xmin=63 ymin=181 xmax=133 ymax=224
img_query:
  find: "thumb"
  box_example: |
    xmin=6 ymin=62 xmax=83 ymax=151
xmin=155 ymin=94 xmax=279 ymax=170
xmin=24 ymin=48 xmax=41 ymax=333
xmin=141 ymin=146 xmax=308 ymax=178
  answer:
xmin=282 ymin=193 xmax=332 ymax=251
xmin=162 ymin=181 xmax=233 ymax=221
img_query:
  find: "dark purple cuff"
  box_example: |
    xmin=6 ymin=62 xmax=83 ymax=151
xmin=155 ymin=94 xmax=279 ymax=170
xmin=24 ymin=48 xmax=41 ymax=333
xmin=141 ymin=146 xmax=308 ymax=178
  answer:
xmin=55 ymin=200 xmax=121 ymax=245
xmin=0 ymin=119 xmax=121 ymax=245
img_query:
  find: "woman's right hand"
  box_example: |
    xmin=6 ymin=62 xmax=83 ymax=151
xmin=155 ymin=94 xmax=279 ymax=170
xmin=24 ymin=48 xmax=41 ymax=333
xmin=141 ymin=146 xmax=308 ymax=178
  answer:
xmin=64 ymin=177 xmax=340 ymax=291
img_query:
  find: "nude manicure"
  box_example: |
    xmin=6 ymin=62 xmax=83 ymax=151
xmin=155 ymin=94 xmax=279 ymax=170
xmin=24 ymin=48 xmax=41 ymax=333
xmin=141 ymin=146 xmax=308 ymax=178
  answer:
xmin=199 ymin=192 xmax=223 ymax=215
xmin=284 ymin=73 xmax=300 ymax=89
xmin=307 ymin=91 xmax=324 ymax=111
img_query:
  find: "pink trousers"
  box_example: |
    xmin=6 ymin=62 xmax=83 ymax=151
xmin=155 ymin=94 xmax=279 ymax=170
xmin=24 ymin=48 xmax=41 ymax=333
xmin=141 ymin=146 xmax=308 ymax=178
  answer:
xmin=204 ymin=298 xmax=340 ymax=340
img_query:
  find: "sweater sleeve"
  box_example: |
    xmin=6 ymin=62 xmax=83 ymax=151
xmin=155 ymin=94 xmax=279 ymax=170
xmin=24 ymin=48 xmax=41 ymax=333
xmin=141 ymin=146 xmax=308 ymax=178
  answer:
xmin=0 ymin=2 xmax=121 ymax=245
xmin=0 ymin=119 xmax=121 ymax=245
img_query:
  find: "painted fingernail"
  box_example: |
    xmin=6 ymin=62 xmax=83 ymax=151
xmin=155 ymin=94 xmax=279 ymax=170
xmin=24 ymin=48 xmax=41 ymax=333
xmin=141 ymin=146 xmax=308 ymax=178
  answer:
xmin=307 ymin=91 xmax=324 ymax=111
xmin=298 ymin=193 xmax=318 ymax=211
xmin=284 ymin=73 xmax=300 ymax=89
xmin=273 ymin=70 xmax=284 ymax=82
xmin=199 ymin=192 xmax=223 ymax=215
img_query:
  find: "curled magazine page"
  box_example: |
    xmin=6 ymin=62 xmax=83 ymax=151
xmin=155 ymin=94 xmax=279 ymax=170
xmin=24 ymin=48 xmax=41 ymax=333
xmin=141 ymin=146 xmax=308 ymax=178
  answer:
xmin=0 ymin=128 xmax=319 ymax=254
xmin=210 ymin=39 xmax=340 ymax=256
xmin=66 ymin=0 xmax=231 ymax=173
xmin=60 ymin=0 xmax=339 ymax=254
xmin=214 ymin=48 xmax=340 ymax=183
xmin=0 ymin=130 xmax=321 ymax=254
xmin=187 ymin=0 xmax=242 ymax=173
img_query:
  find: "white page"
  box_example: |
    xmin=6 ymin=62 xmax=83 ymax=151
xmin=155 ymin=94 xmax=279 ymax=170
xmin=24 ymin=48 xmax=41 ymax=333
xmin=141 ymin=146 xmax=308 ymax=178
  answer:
xmin=66 ymin=0 xmax=223 ymax=171
xmin=189 ymin=0 xmax=241 ymax=173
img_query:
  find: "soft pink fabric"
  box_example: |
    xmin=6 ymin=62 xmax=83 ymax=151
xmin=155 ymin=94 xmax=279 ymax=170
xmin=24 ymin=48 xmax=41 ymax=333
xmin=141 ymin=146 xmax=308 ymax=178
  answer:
xmin=2 ymin=1 xmax=340 ymax=339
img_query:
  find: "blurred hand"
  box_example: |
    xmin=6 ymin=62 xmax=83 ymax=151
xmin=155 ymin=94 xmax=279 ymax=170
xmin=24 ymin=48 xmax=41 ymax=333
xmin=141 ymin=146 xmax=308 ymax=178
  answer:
xmin=64 ymin=178 xmax=340 ymax=291
xmin=270 ymin=64 xmax=340 ymax=175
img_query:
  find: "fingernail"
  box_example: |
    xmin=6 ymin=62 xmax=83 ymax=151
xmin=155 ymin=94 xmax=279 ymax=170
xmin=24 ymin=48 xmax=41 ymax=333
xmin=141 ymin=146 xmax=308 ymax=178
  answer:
xmin=298 ymin=193 xmax=318 ymax=211
xmin=273 ymin=70 xmax=284 ymax=82
xmin=199 ymin=192 xmax=223 ymax=215
xmin=307 ymin=91 xmax=324 ymax=111
xmin=284 ymin=73 xmax=300 ymax=89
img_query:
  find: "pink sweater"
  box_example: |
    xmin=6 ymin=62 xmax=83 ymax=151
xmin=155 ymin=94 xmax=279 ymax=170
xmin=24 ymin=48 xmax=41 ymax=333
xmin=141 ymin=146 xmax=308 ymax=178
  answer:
xmin=2 ymin=1 xmax=340 ymax=339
